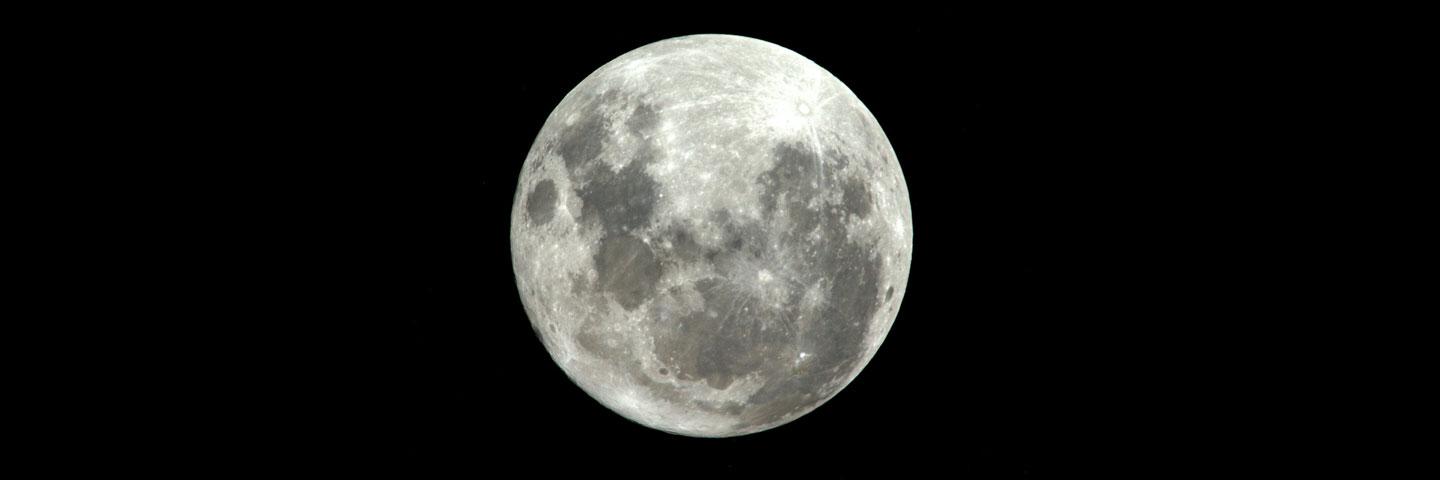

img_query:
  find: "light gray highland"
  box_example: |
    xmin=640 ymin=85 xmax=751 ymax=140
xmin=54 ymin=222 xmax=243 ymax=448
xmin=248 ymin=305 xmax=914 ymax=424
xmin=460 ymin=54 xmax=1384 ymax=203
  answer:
xmin=511 ymin=34 xmax=913 ymax=437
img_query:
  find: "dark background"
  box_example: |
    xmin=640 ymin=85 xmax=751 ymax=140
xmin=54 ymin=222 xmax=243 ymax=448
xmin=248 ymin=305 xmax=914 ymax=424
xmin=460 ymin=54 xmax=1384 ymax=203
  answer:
xmin=181 ymin=15 xmax=1247 ymax=477
xmin=26 ymin=5 xmax=1388 ymax=475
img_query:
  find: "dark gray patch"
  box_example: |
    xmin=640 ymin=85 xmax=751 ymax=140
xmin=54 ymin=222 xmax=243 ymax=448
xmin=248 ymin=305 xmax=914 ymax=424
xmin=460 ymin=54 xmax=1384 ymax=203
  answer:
xmin=841 ymin=177 xmax=872 ymax=218
xmin=736 ymin=381 xmax=815 ymax=429
xmin=657 ymin=224 xmax=704 ymax=263
xmin=558 ymin=113 xmax=607 ymax=172
xmin=525 ymin=179 xmax=558 ymax=226
xmin=594 ymin=235 xmax=661 ymax=311
xmin=646 ymin=212 xmax=803 ymax=401
xmin=633 ymin=142 xmax=659 ymax=165
xmin=658 ymin=367 xmax=668 ymax=375
xmin=732 ymin=241 xmax=882 ymax=431
xmin=576 ymin=152 xmax=658 ymax=234
xmin=669 ymin=216 xmax=770 ymax=272
xmin=572 ymin=312 xmax=692 ymax=409
xmin=721 ymin=142 xmax=887 ymax=430
xmin=575 ymin=320 xmax=611 ymax=356
xmin=762 ymin=142 xmax=883 ymax=361
xmin=652 ymin=277 xmax=798 ymax=391
xmin=720 ymin=403 xmax=745 ymax=416
xmin=757 ymin=143 xmax=822 ymax=223
xmin=612 ymin=141 xmax=884 ymax=429
xmin=816 ymin=244 xmax=881 ymax=370
xmin=886 ymin=286 xmax=894 ymax=302
xmin=626 ymin=103 xmax=659 ymax=136
xmin=815 ymin=201 xmax=850 ymax=257
xmin=727 ymin=234 xmax=743 ymax=251
xmin=717 ymin=220 xmax=767 ymax=264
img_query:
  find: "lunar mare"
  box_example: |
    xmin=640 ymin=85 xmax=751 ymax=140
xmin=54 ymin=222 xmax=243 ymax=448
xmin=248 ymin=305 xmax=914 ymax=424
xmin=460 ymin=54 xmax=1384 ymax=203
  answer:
xmin=511 ymin=34 xmax=913 ymax=437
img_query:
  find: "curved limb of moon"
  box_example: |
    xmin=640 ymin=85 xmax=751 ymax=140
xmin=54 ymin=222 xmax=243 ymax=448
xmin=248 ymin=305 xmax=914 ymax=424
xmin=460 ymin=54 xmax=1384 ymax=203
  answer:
xmin=511 ymin=34 xmax=913 ymax=437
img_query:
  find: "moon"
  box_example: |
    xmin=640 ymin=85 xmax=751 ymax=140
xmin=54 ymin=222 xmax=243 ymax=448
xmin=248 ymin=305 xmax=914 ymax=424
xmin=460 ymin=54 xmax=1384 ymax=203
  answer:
xmin=510 ymin=34 xmax=913 ymax=437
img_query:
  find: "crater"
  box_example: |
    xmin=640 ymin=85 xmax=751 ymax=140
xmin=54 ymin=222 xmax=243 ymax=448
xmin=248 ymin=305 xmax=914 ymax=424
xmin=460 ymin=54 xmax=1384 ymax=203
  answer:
xmin=525 ymin=179 xmax=558 ymax=226
xmin=513 ymin=37 xmax=910 ymax=437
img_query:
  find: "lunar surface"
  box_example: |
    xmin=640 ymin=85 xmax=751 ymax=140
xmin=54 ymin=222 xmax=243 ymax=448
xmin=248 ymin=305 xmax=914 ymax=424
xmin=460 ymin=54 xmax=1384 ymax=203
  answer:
xmin=510 ymin=34 xmax=912 ymax=437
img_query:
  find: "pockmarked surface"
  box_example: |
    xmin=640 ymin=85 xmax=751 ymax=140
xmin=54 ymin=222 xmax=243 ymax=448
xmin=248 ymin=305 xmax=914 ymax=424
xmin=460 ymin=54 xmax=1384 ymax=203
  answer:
xmin=511 ymin=34 xmax=913 ymax=437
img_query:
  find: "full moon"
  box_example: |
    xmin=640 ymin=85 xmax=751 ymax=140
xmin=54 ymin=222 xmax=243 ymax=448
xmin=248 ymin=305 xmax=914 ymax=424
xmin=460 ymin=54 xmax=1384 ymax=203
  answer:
xmin=510 ymin=34 xmax=913 ymax=437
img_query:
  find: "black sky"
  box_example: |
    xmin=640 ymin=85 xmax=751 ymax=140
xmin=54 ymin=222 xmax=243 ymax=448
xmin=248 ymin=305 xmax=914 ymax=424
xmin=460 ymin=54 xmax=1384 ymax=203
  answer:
xmin=186 ymin=14 xmax=1254 ymax=476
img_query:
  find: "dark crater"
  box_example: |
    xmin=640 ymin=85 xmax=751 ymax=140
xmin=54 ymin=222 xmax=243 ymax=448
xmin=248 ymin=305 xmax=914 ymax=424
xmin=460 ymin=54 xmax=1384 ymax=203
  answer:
xmin=525 ymin=179 xmax=558 ymax=226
